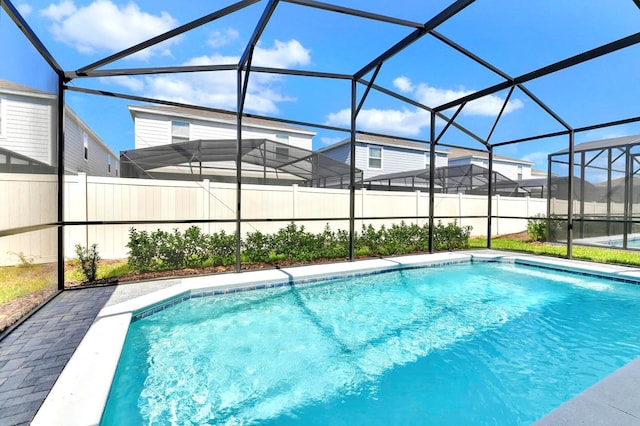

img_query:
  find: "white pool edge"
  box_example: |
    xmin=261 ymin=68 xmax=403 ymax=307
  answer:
xmin=32 ymin=251 xmax=640 ymax=425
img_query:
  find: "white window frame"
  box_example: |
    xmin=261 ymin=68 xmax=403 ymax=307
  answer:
xmin=108 ymin=154 xmax=111 ymax=173
xmin=275 ymin=133 xmax=289 ymax=142
xmin=368 ymin=145 xmax=382 ymax=169
xmin=83 ymin=132 xmax=89 ymax=161
xmin=171 ymin=120 xmax=190 ymax=144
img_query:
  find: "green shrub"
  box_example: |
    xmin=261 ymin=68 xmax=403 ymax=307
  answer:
xmin=127 ymin=228 xmax=155 ymax=272
xmin=183 ymin=226 xmax=209 ymax=267
xmin=243 ymin=230 xmax=272 ymax=263
xmin=75 ymin=243 xmax=100 ymax=282
xmin=527 ymin=214 xmax=547 ymax=242
xmin=207 ymin=230 xmax=236 ymax=266
xmin=433 ymin=221 xmax=472 ymax=251
xmin=126 ymin=221 xmax=472 ymax=273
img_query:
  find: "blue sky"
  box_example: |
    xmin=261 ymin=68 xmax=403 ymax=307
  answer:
xmin=2 ymin=0 xmax=640 ymax=170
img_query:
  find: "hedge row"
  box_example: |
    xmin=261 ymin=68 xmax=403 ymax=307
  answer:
xmin=126 ymin=221 xmax=472 ymax=272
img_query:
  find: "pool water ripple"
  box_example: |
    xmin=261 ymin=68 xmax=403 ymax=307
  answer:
xmin=101 ymin=262 xmax=640 ymax=425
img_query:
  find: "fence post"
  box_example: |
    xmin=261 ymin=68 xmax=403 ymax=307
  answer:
xmin=292 ymin=184 xmax=298 ymax=220
xmin=495 ymin=194 xmax=500 ymax=236
xmin=416 ymin=190 xmax=421 ymax=226
xmin=78 ymin=172 xmax=88 ymax=249
xmin=203 ymin=179 xmax=210 ymax=234
xmin=458 ymin=192 xmax=463 ymax=227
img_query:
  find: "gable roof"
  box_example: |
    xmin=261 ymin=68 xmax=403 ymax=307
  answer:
xmin=318 ymin=133 xmax=447 ymax=154
xmin=0 ymin=79 xmax=56 ymax=99
xmin=128 ymin=105 xmax=316 ymax=136
xmin=551 ymin=135 xmax=640 ymax=155
xmin=446 ymin=147 xmax=533 ymax=165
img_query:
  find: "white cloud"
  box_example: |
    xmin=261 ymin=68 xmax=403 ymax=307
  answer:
xmin=40 ymin=0 xmax=179 ymax=59
xmin=253 ymin=39 xmax=310 ymax=68
xmin=326 ymin=77 xmax=524 ymax=136
xmin=108 ymin=39 xmax=309 ymax=114
xmin=319 ymin=136 xmax=343 ymax=146
xmin=393 ymin=76 xmax=414 ymax=93
xmin=521 ymin=151 xmax=548 ymax=166
xmin=41 ymin=0 xmax=75 ymax=20
xmin=207 ymin=28 xmax=239 ymax=48
xmin=412 ymin=80 xmax=524 ymax=116
xmin=100 ymin=75 xmax=144 ymax=92
xmin=17 ymin=3 xmax=34 ymax=16
xmin=326 ymin=108 xmax=430 ymax=136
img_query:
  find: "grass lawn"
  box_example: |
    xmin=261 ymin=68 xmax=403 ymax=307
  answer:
xmin=4 ymin=240 xmax=640 ymax=306
xmin=0 ymin=263 xmax=57 ymax=305
xmin=469 ymin=237 xmax=640 ymax=266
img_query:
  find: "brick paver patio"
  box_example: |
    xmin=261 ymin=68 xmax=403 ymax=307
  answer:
xmin=0 ymin=287 xmax=115 ymax=426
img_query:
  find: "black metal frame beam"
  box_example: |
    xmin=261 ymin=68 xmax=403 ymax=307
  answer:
xmin=75 ymin=0 xmax=260 ymax=75
xmin=2 ymin=0 xmax=63 ymax=76
xmin=64 ymin=85 xmax=350 ymax=133
xmin=435 ymin=32 xmax=640 ymax=113
xmin=357 ymin=78 xmax=487 ymax=146
xmin=354 ymin=0 xmax=475 ymax=80
xmin=240 ymin=0 xmax=279 ymax=68
xmin=281 ymin=0 xmax=423 ymax=28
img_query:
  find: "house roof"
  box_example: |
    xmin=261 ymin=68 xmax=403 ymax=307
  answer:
xmin=120 ymin=138 xmax=358 ymax=184
xmin=318 ymin=133 xmax=447 ymax=154
xmin=446 ymin=147 xmax=534 ymax=165
xmin=128 ymin=105 xmax=316 ymax=136
xmin=0 ymin=79 xmax=56 ymax=99
xmin=551 ymin=135 xmax=640 ymax=155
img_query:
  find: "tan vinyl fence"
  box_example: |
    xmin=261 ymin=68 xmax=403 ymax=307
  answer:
xmin=1 ymin=173 xmax=547 ymax=265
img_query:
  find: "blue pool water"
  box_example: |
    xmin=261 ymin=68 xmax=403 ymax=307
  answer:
xmin=102 ymin=262 xmax=640 ymax=425
xmin=607 ymin=237 xmax=640 ymax=249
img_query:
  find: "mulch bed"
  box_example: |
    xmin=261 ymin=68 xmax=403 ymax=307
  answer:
xmin=1 ymin=257 xmax=352 ymax=334
xmin=0 ymin=286 xmax=58 ymax=334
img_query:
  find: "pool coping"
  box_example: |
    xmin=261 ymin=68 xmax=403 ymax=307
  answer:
xmin=31 ymin=250 xmax=640 ymax=425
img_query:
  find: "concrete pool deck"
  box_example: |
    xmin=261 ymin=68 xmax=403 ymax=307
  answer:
xmin=1 ymin=250 xmax=639 ymax=425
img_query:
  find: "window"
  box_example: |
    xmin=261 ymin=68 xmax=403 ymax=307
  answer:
xmin=275 ymin=146 xmax=289 ymax=161
xmin=275 ymin=133 xmax=289 ymax=142
xmin=83 ymin=133 xmax=89 ymax=160
xmin=425 ymin=153 xmax=430 ymax=168
xmin=108 ymin=154 xmax=111 ymax=173
xmin=171 ymin=121 xmax=190 ymax=144
xmin=115 ymin=161 xmax=119 ymax=177
xmin=517 ymin=165 xmax=523 ymax=181
xmin=368 ymin=146 xmax=382 ymax=169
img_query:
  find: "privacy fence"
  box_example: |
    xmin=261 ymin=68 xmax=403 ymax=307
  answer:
xmin=0 ymin=173 xmax=547 ymax=266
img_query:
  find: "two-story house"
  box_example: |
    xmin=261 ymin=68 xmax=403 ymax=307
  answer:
xmin=0 ymin=79 xmax=118 ymax=176
xmin=318 ymin=134 xmax=449 ymax=180
xmin=446 ymin=147 xmax=534 ymax=182
xmin=123 ymin=105 xmax=355 ymax=186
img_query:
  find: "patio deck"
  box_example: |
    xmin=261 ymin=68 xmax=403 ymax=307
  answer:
xmin=0 ymin=287 xmax=115 ymax=425
xmin=1 ymin=253 xmax=640 ymax=425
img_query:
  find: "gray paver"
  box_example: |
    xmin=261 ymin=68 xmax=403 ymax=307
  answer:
xmin=0 ymin=286 xmax=115 ymax=426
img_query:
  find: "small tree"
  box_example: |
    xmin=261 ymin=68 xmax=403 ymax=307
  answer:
xmin=75 ymin=243 xmax=100 ymax=282
xmin=527 ymin=214 xmax=547 ymax=242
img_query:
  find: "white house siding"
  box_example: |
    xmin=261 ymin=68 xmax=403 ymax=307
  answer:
xmin=448 ymin=158 xmax=532 ymax=181
xmin=1 ymin=94 xmax=53 ymax=165
xmin=356 ymin=144 xmax=429 ymax=180
xmin=322 ymin=143 xmax=351 ymax=164
xmin=323 ymin=142 xmax=448 ymax=180
xmin=64 ymin=109 xmax=118 ymax=177
xmin=134 ymin=113 xmax=170 ymax=148
xmin=134 ymin=112 xmax=313 ymax=151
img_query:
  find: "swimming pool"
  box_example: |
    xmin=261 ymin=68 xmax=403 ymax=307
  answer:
xmin=100 ymin=260 xmax=640 ymax=425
